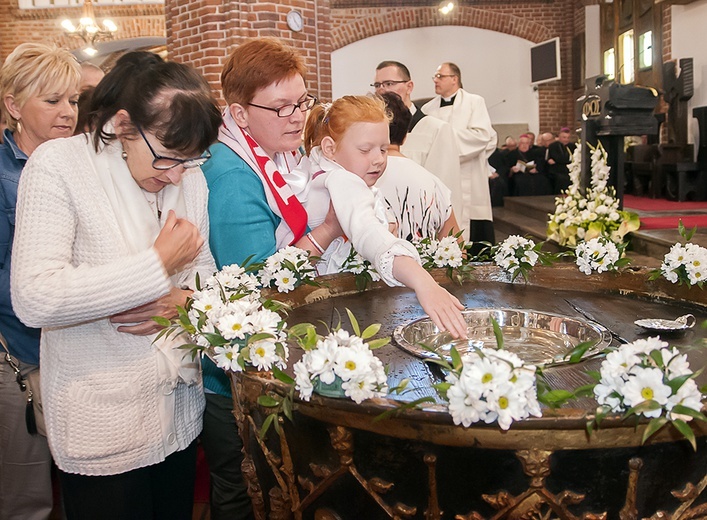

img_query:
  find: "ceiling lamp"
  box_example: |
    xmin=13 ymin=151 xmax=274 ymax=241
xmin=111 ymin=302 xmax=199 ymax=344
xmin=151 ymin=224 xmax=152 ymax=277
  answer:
xmin=438 ymin=0 xmax=456 ymax=15
xmin=61 ymin=0 xmax=117 ymax=56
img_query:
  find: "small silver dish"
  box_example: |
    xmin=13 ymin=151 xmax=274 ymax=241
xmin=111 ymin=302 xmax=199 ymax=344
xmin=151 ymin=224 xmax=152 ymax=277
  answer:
xmin=393 ymin=308 xmax=612 ymax=367
xmin=634 ymin=314 xmax=696 ymax=332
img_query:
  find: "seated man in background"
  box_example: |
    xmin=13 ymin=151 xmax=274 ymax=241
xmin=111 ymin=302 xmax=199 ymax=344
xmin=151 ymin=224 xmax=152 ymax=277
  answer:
xmin=547 ymin=127 xmax=576 ymax=193
xmin=506 ymin=133 xmax=552 ymax=196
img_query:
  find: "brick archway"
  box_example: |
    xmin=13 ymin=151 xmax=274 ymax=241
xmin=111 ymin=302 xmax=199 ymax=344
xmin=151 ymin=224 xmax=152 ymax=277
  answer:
xmin=330 ymin=6 xmax=554 ymax=51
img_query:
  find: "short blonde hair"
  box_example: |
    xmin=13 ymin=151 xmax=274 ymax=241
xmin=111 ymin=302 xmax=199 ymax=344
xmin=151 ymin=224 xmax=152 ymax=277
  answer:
xmin=0 ymin=43 xmax=81 ymax=131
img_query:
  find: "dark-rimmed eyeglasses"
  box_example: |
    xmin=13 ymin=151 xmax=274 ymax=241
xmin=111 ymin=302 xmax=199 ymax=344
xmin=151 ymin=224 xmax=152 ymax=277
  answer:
xmin=247 ymin=94 xmax=318 ymax=118
xmin=433 ymin=74 xmax=456 ymax=80
xmin=136 ymin=125 xmax=211 ymax=171
xmin=370 ymin=80 xmax=409 ymax=89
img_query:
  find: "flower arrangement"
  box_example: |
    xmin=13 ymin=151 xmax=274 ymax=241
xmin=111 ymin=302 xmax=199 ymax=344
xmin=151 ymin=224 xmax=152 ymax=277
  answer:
xmin=433 ymin=346 xmax=542 ymax=430
xmin=255 ymin=246 xmax=317 ymax=293
xmin=414 ymin=233 xmax=473 ymax=284
xmin=575 ymin=236 xmax=629 ymax=275
xmin=650 ymin=222 xmax=706 ymax=288
xmin=586 ymin=337 xmax=706 ymax=448
xmin=547 ymin=142 xmax=640 ymax=247
xmin=491 ymin=235 xmax=556 ymax=281
xmin=341 ymin=247 xmax=381 ymax=291
xmin=156 ymin=263 xmax=289 ymax=373
xmin=290 ymin=310 xmax=389 ymax=404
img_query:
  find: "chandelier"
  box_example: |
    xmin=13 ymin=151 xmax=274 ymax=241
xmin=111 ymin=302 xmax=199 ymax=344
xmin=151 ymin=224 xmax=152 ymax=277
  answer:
xmin=61 ymin=0 xmax=117 ymax=57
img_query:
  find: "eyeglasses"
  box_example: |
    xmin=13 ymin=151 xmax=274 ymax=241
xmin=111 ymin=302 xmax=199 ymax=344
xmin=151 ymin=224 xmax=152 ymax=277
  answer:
xmin=433 ymin=74 xmax=456 ymax=79
xmin=370 ymin=80 xmax=409 ymax=89
xmin=136 ymin=125 xmax=211 ymax=171
xmin=247 ymin=94 xmax=318 ymax=118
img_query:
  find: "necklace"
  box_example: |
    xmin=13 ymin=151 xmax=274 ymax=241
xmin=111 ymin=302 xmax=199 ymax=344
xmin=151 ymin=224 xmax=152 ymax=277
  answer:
xmin=143 ymin=191 xmax=163 ymax=220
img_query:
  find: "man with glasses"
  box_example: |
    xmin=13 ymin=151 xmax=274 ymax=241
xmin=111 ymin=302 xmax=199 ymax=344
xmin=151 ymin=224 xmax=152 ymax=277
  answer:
xmin=372 ymin=61 xmax=463 ymax=236
xmin=422 ymin=62 xmax=497 ymax=253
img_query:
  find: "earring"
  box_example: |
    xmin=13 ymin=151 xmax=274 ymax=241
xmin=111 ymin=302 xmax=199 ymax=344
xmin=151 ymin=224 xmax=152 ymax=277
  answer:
xmin=121 ymin=150 xmax=128 ymax=161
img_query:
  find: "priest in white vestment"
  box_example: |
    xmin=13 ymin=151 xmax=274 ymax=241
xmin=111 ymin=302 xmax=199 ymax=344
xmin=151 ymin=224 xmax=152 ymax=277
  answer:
xmin=422 ymin=62 xmax=497 ymax=251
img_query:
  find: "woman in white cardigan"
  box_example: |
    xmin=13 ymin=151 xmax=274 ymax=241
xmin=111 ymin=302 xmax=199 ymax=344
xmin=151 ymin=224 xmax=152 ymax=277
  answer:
xmin=11 ymin=52 xmax=221 ymax=520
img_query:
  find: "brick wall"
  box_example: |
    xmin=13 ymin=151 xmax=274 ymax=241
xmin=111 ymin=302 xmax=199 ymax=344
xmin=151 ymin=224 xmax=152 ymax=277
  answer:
xmin=0 ymin=0 xmax=672 ymax=130
xmin=327 ymin=2 xmax=578 ymax=134
xmin=0 ymin=0 xmax=164 ymax=62
xmin=166 ymin=0 xmax=332 ymax=105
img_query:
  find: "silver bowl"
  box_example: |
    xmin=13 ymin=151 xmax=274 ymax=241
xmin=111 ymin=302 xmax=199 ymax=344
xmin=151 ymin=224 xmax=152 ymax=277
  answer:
xmin=392 ymin=308 xmax=612 ymax=366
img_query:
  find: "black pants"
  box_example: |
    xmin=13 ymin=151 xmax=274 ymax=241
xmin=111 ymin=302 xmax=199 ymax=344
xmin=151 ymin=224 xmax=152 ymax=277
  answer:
xmin=58 ymin=440 xmax=197 ymax=520
xmin=200 ymin=393 xmax=254 ymax=520
xmin=469 ymin=219 xmax=495 ymax=257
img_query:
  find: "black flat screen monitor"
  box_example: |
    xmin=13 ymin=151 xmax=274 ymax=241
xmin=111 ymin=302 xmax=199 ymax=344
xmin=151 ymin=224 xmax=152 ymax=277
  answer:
xmin=531 ymin=37 xmax=561 ymax=85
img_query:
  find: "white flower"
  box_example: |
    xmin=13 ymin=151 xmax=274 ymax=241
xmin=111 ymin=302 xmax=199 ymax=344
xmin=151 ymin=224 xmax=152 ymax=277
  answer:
xmin=213 ymin=345 xmax=242 ymax=372
xmin=217 ymin=311 xmax=252 ymax=340
xmin=294 ymin=360 xmax=314 ymax=401
xmin=659 ymin=242 xmax=707 ymax=286
xmin=445 ymin=347 xmax=539 ymax=429
xmin=621 ymin=367 xmax=672 ymax=418
xmin=485 ymin=384 xmax=529 ymax=430
xmin=171 ymin=261 xmax=290 ymax=375
xmin=334 ymin=344 xmax=373 ymax=381
xmin=248 ymin=339 xmax=280 ymax=371
xmin=666 ymin=378 xmax=703 ymax=421
xmin=447 ymin=376 xmax=487 ymax=427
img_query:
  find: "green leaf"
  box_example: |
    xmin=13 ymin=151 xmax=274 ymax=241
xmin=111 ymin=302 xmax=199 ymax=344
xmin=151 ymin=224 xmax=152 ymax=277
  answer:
xmin=247 ymin=332 xmax=275 ymax=344
xmin=367 ymin=337 xmax=390 ymax=350
xmin=573 ymin=383 xmax=597 ymax=398
xmin=152 ymin=316 xmax=172 ymax=327
xmin=273 ymin=366 xmax=295 ymax=385
xmin=566 ymin=340 xmax=596 ymax=364
xmin=259 ymin=413 xmax=275 ymax=439
xmin=671 ymin=418 xmax=697 ymax=451
xmin=372 ymin=396 xmax=436 ymax=422
xmin=538 ymin=389 xmax=575 ymax=408
xmin=669 ymin=405 xmax=707 ymax=422
xmin=666 ymin=373 xmax=692 ymax=394
xmin=649 ymin=349 xmax=665 ymax=369
xmin=388 ymin=378 xmax=410 ymax=394
xmin=202 ymin=332 xmax=229 ymax=346
xmin=490 ymin=317 xmax=504 ymax=350
xmin=281 ymin=395 xmax=293 ymax=422
xmin=585 ymin=369 xmax=602 ymax=382
xmin=624 ymin=400 xmax=661 ymax=418
xmin=346 ymin=308 xmax=361 ymax=337
xmin=361 ymin=323 xmax=381 ymax=340
xmin=449 ymin=345 xmax=463 ymax=371
xmin=257 ymin=395 xmax=280 ymax=408
xmin=641 ymin=417 xmax=668 ymax=444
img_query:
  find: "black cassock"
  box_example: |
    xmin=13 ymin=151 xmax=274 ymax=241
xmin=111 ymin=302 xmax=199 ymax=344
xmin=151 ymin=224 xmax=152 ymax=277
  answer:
xmin=505 ymin=147 xmax=552 ymax=197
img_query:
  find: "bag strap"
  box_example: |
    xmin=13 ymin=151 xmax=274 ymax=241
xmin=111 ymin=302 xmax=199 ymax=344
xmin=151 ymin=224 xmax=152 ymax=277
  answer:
xmin=0 ymin=330 xmax=29 ymax=394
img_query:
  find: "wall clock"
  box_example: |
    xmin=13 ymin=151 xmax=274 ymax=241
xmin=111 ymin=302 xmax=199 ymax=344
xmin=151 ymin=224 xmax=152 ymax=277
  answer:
xmin=286 ymin=10 xmax=303 ymax=32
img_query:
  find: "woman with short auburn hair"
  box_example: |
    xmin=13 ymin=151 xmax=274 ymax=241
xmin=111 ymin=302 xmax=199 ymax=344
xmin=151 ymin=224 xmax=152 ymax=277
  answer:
xmin=200 ymin=38 xmax=342 ymax=520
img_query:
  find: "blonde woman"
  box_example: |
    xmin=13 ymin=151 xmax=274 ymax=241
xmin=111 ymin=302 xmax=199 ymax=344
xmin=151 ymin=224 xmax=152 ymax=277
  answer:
xmin=0 ymin=42 xmax=80 ymax=520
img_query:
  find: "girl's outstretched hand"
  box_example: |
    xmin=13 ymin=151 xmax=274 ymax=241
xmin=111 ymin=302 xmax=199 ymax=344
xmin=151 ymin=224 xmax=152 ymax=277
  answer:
xmin=414 ymin=280 xmax=467 ymax=339
xmin=392 ymin=256 xmax=467 ymax=339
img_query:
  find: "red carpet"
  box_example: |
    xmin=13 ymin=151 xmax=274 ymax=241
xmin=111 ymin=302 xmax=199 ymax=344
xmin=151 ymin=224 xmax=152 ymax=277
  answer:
xmin=620 ymin=195 xmax=707 ymax=230
xmin=624 ymin=194 xmax=707 ymax=212
xmin=639 ymin=215 xmax=707 ymax=230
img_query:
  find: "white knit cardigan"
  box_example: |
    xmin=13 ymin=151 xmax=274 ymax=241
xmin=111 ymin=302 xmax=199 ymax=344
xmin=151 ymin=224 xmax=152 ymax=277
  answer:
xmin=11 ymin=135 xmax=215 ymax=476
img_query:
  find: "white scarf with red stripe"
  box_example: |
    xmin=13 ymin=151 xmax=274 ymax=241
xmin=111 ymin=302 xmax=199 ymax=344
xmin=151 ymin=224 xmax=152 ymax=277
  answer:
xmin=218 ymin=108 xmax=308 ymax=248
